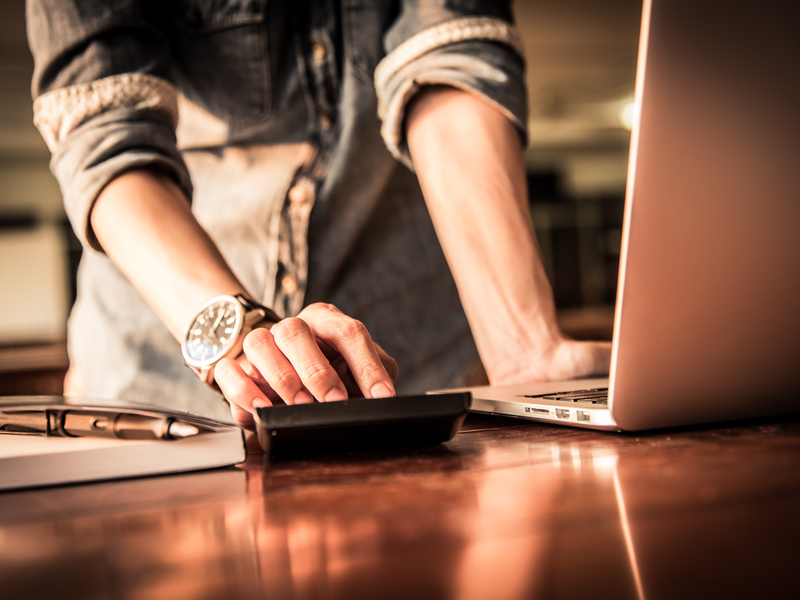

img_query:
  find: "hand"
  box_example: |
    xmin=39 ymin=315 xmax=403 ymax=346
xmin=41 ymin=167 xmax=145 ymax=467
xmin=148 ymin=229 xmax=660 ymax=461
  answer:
xmin=213 ymin=303 xmax=399 ymax=430
xmin=489 ymin=337 xmax=612 ymax=387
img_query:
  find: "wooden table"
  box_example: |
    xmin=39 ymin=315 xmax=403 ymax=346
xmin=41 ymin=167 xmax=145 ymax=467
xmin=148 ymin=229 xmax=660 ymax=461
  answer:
xmin=1 ymin=413 xmax=798 ymax=599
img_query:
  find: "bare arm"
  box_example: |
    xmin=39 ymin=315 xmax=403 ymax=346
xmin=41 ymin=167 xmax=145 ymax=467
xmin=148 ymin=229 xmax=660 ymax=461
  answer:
xmin=406 ymin=87 xmax=610 ymax=384
xmin=91 ymin=170 xmax=396 ymax=429
xmin=91 ymin=170 xmax=246 ymax=338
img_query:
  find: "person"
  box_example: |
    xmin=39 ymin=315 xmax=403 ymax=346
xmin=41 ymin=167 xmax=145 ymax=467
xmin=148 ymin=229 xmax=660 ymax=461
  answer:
xmin=27 ymin=0 xmax=610 ymax=430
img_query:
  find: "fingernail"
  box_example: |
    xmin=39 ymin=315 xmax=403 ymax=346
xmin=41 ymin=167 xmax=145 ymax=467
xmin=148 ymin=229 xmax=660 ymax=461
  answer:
xmin=252 ymin=399 xmax=271 ymax=409
xmin=294 ymin=390 xmax=314 ymax=404
xmin=370 ymin=382 xmax=394 ymax=398
xmin=323 ymin=387 xmax=347 ymax=402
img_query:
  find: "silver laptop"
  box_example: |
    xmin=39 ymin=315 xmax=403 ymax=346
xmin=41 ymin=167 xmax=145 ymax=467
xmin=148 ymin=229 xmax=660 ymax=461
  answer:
xmin=436 ymin=0 xmax=800 ymax=431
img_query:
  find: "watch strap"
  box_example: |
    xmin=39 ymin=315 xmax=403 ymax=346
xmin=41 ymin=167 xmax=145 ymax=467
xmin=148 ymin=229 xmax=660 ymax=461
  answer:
xmin=234 ymin=294 xmax=281 ymax=328
xmin=184 ymin=294 xmax=282 ymax=401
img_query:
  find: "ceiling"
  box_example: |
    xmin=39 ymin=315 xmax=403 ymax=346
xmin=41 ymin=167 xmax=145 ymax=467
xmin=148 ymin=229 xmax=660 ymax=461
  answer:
xmin=515 ymin=0 xmax=643 ymax=152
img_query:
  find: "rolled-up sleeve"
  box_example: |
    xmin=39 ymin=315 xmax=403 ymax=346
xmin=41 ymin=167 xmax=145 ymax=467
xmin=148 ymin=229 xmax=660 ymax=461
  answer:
xmin=375 ymin=1 xmax=528 ymax=170
xmin=27 ymin=0 xmax=192 ymax=251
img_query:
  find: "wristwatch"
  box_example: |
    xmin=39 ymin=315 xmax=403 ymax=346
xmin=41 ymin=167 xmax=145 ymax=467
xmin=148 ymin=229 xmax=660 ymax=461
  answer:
xmin=181 ymin=294 xmax=280 ymax=393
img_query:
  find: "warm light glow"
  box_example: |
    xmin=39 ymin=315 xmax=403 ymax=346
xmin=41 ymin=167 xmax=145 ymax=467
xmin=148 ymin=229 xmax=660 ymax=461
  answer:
xmin=619 ymin=99 xmax=638 ymax=130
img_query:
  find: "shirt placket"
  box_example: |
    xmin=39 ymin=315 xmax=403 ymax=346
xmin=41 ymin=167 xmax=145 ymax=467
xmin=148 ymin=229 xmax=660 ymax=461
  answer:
xmin=273 ymin=3 xmax=340 ymax=317
xmin=275 ymin=176 xmax=315 ymax=317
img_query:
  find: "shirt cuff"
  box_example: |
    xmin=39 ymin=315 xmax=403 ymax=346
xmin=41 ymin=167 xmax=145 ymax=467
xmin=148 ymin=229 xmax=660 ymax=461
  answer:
xmin=33 ymin=73 xmax=192 ymax=251
xmin=375 ymin=17 xmax=528 ymax=170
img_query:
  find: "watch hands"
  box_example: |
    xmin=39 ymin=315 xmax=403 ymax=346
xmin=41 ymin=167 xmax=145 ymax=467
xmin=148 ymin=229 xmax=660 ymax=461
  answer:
xmin=212 ymin=307 xmax=226 ymax=332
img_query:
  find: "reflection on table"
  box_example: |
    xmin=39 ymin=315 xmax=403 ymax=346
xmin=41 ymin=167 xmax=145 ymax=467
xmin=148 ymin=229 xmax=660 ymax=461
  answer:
xmin=0 ymin=414 xmax=798 ymax=599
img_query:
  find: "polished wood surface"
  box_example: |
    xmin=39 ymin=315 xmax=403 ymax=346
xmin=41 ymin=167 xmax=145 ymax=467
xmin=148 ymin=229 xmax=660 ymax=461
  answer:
xmin=0 ymin=342 xmax=69 ymax=396
xmin=1 ymin=413 xmax=798 ymax=599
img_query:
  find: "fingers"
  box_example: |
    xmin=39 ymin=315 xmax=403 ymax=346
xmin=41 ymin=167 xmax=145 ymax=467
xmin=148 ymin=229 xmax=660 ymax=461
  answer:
xmin=214 ymin=303 xmax=400 ymax=430
xmin=244 ymin=320 xmax=347 ymax=403
xmin=239 ymin=304 xmax=399 ymax=406
xmin=552 ymin=340 xmax=613 ymax=380
xmin=214 ymin=356 xmax=272 ymax=431
xmin=318 ymin=339 xmax=362 ymax=397
xmin=373 ymin=342 xmax=399 ymax=383
xmin=300 ymin=304 xmax=397 ymax=399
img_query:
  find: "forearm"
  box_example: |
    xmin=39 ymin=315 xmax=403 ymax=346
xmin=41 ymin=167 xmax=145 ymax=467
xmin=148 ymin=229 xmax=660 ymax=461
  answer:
xmin=406 ymin=87 xmax=563 ymax=382
xmin=91 ymin=169 xmax=397 ymax=428
xmin=90 ymin=169 xmax=248 ymax=340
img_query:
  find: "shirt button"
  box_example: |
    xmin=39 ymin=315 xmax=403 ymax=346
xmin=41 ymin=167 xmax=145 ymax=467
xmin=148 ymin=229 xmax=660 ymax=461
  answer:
xmin=319 ymin=114 xmax=332 ymax=131
xmin=281 ymin=274 xmax=298 ymax=295
xmin=312 ymin=42 xmax=327 ymax=64
xmin=288 ymin=183 xmax=308 ymax=205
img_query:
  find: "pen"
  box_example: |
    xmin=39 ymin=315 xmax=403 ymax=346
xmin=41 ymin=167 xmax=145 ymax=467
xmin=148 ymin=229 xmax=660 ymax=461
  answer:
xmin=0 ymin=409 xmax=202 ymax=441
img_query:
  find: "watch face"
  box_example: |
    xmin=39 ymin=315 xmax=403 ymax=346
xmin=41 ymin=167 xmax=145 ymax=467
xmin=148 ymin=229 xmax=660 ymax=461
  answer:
xmin=183 ymin=297 xmax=243 ymax=364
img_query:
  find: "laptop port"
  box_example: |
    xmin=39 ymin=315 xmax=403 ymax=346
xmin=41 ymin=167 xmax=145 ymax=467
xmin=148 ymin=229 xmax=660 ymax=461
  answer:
xmin=576 ymin=410 xmax=590 ymax=422
xmin=555 ymin=409 xmax=570 ymax=419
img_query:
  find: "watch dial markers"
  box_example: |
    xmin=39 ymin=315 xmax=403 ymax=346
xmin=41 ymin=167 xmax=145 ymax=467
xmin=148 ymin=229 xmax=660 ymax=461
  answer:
xmin=184 ymin=299 xmax=242 ymax=362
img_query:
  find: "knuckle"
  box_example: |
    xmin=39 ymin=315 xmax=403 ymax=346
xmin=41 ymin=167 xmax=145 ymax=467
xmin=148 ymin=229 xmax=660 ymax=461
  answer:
xmin=271 ymin=366 xmax=300 ymax=392
xmin=313 ymin=302 xmax=339 ymax=314
xmin=214 ymin=357 xmax=233 ymax=379
xmin=214 ymin=365 xmax=245 ymax=399
xmin=337 ymin=319 xmax=368 ymax=341
xmin=213 ymin=357 xmax=238 ymax=385
xmin=303 ymin=363 xmax=336 ymax=389
xmin=271 ymin=317 xmax=308 ymax=344
xmin=243 ymin=327 xmax=273 ymax=354
xmin=300 ymin=302 xmax=339 ymax=321
xmin=354 ymin=361 xmax=383 ymax=384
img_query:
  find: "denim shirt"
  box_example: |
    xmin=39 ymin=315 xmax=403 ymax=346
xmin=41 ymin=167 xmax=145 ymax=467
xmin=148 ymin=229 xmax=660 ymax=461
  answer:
xmin=27 ymin=0 xmax=527 ymax=420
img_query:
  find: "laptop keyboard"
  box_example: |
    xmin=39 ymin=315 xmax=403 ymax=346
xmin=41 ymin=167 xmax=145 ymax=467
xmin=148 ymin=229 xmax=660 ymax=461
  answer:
xmin=523 ymin=388 xmax=608 ymax=405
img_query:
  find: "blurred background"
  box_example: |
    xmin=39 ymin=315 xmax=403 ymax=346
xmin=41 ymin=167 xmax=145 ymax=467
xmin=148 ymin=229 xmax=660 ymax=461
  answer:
xmin=0 ymin=0 xmax=642 ymax=395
